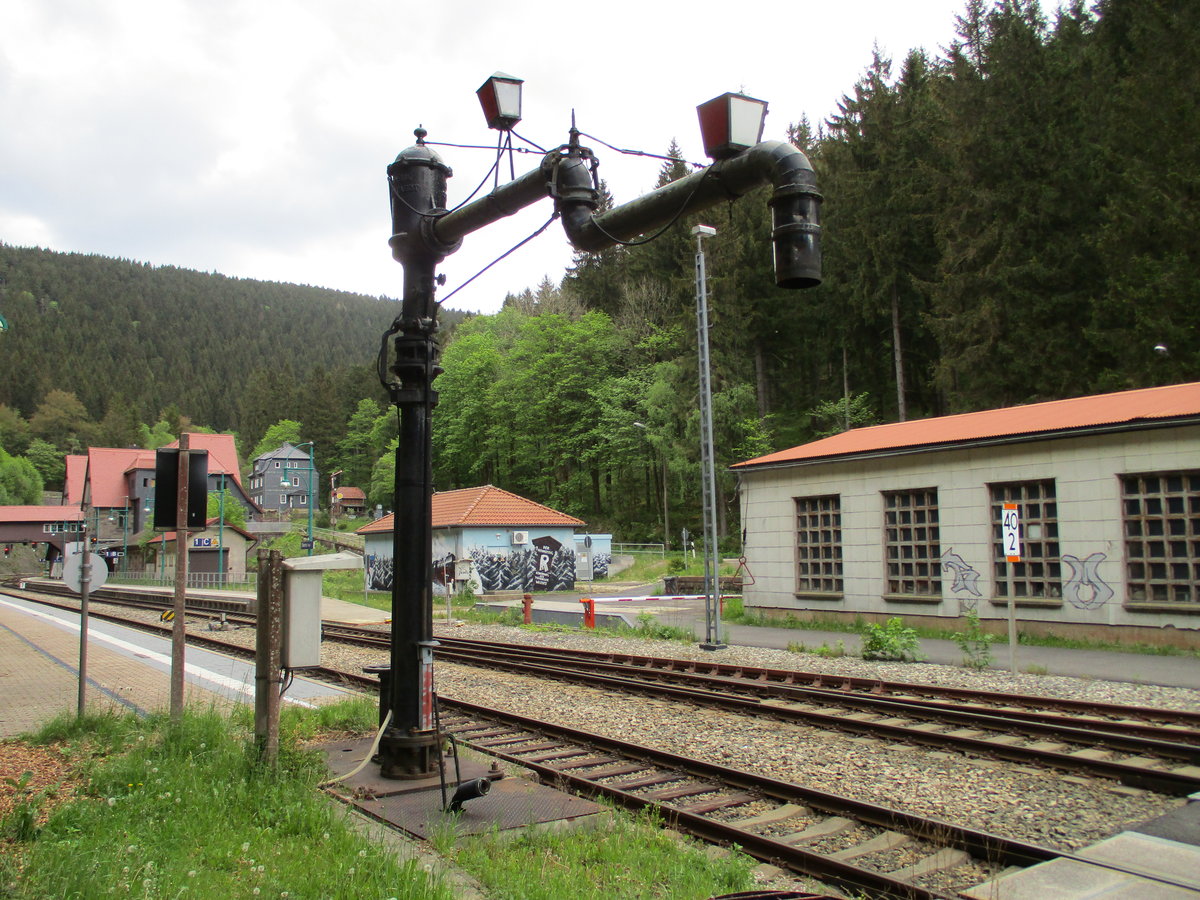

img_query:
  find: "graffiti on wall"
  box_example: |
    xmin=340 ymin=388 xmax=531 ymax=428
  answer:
xmin=1062 ymin=552 xmax=1113 ymax=610
xmin=365 ymin=554 xmax=392 ymax=591
xmin=940 ymin=549 xmax=982 ymax=602
xmin=591 ymin=552 xmax=611 ymax=579
xmin=470 ymin=540 xmax=577 ymax=592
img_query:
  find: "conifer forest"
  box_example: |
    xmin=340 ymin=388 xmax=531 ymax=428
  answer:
xmin=0 ymin=0 xmax=1196 ymax=546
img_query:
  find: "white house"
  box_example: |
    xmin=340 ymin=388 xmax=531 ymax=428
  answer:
xmin=733 ymin=382 xmax=1200 ymax=648
xmin=357 ymin=484 xmax=611 ymax=594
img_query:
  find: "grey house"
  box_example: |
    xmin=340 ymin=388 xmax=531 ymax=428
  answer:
xmin=248 ymin=443 xmax=319 ymax=514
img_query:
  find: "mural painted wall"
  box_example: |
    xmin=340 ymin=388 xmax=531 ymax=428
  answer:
xmin=363 ymin=526 xmax=603 ymax=593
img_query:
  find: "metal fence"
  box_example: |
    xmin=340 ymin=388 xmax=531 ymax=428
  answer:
xmin=109 ymin=570 xmax=258 ymax=591
xmin=612 ymin=542 xmax=666 ymax=558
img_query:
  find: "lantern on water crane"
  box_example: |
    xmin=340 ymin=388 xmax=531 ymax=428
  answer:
xmin=696 ymin=91 xmax=768 ymax=160
xmin=476 ymin=72 xmax=524 ymax=131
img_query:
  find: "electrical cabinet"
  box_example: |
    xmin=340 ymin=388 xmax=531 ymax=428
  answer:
xmin=281 ymin=551 xmax=361 ymax=669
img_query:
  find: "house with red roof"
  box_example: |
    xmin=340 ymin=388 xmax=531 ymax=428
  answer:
xmin=357 ymin=484 xmax=605 ymax=593
xmin=64 ymin=433 xmax=256 ymax=543
xmin=330 ymin=485 xmax=366 ymax=520
xmin=145 ymin=517 xmax=257 ymax=582
xmin=733 ymin=382 xmax=1200 ymax=646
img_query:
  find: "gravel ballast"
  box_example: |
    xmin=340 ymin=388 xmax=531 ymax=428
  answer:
xmin=39 ymin=600 xmax=1200 ymax=852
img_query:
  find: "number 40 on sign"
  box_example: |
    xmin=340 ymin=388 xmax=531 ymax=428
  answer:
xmin=1003 ymin=503 xmax=1021 ymax=563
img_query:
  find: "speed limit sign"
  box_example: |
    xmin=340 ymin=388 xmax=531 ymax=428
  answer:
xmin=1002 ymin=503 xmax=1021 ymax=562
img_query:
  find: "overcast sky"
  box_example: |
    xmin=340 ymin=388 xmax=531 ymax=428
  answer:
xmin=2 ymin=0 xmax=1044 ymax=315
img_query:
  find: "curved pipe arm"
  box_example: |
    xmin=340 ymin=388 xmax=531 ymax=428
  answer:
xmin=421 ymin=139 xmax=821 ymax=291
xmin=558 ymin=140 xmax=821 ymax=289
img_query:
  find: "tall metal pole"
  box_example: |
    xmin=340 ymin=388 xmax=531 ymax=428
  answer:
xmin=306 ymin=447 xmax=314 ymax=556
xmin=218 ymin=474 xmax=226 ymax=584
xmin=694 ymin=225 xmax=726 ymax=651
xmin=170 ymin=433 xmax=190 ymax=723
xmin=76 ymin=507 xmax=91 ymax=716
xmin=378 ymin=130 xmax=451 ymax=779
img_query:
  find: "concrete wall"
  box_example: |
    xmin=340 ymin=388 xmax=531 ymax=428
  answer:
xmin=740 ymin=425 xmax=1200 ymax=645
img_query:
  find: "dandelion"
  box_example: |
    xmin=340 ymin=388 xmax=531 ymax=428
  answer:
xmin=122 ymin=867 xmax=129 ymax=875
xmin=321 ymin=832 xmax=329 ymax=841
xmin=199 ymin=742 xmax=206 ymax=749
xmin=126 ymin=845 xmax=137 ymax=854
xmin=188 ymin=871 xmax=197 ymax=878
xmin=107 ymin=798 xmax=116 ymax=807
xmin=252 ymin=890 xmax=260 ymax=896
xmin=175 ymin=797 xmax=181 ymax=804
xmin=347 ymin=867 xmax=355 ymax=876
xmin=137 ymin=735 xmax=145 ymax=742
xmin=242 ymin=842 xmax=251 ymax=853
xmin=358 ymin=849 xmax=367 ymax=858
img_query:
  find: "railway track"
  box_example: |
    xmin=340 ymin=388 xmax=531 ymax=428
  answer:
xmin=10 ymin=582 xmax=1200 ymax=793
xmin=323 ymin=628 xmax=1200 ymax=795
xmin=333 ymin=671 xmax=1194 ymax=900
xmin=6 ymin=583 xmax=1198 ymax=898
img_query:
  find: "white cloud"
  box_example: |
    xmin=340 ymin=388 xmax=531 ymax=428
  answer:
xmin=1 ymin=0 xmax=1046 ymax=313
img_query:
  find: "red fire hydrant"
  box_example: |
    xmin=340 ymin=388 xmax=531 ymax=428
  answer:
xmin=580 ymin=597 xmax=596 ymax=629
xmin=522 ymin=593 xmax=534 ymax=624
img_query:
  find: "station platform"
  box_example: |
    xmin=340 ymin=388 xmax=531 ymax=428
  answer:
xmin=0 ymin=593 xmax=359 ymax=738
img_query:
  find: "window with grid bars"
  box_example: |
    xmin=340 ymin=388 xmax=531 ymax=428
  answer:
xmin=1122 ymin=471 xmax=1200 ymax=605
xmin=883 ymin=489 xmax=941 ymax=596
xmin=795 ymin=495 xmax=843 ymax=594
xmin=990 ymin=481 xmax=1061 ymax=600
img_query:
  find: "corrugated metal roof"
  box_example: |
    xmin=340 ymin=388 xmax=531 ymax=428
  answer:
xmin=735 ymin=381 xmax=1200 ymax=470
xmin=358 ymin=485 xmax=585 ymax=534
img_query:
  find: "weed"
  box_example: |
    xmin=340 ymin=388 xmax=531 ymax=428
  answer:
xmin=1024 ymin=663 xmax=1049 ymax=676
xmin=953 ymin=611 xmax=996 ymax=670
xmin=860 ymin=617 xmax=925 ymax=662
xmin=1 ymin=772 xmax=44 ymax=842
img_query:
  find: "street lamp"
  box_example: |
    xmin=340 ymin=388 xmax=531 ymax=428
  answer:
xmin=476 ymin=72 xmax=523 ymax=131
xmin=692 ymin=225 xmax=725 ymax=651
xmin=378 ymin=78 xmax=822 ymax=780
xmin=295 ymin=442 xmax=316 ymax=557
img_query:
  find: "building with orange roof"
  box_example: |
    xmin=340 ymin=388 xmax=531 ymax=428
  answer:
xmin=357 ymin=485 xmax=608 ymax=594
xmin=61 ymin=434 xmax=257 ymax=553
xmin=733 ymin=382 xmax=1200 ymax=646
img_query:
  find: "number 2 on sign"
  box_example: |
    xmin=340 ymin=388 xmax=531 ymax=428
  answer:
xmin=1003 ymin=503 xmax=1021 ymax=562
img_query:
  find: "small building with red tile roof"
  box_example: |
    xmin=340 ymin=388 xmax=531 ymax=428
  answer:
xmin=0 ymin=505 xmax=86 ymax=563
xmin=330 ymin=486 xmax=366 ymax=520
xmin=62 ymin=434 xmax=257 ymax=542
xmin=733 ymin=382 xmax=1200 ymax=647
xmin=357 ymin=485 xmax=604 ymax=594
xmin=145 ymin=517 xmax=257 ymax=583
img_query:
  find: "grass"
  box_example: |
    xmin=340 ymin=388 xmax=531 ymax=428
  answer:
xmin=1 ymin=704 xmax=449 ymax=899
xmin=2 ymin=702 xmax=759 ymax=900
xmin=444 ymin=808 xmax=755 ymax=899
xmin=721 ymin=597 xmax=1200 ymax=659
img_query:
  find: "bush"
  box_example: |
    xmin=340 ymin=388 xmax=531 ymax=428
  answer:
xmin=860 ymin=617 xmax=925 ymax=662
xmin=953 ymin=611 xmax=996 ymax=670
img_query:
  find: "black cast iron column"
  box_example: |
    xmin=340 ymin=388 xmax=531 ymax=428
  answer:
xmin=378 ymin=130 xmax=460 ymax=778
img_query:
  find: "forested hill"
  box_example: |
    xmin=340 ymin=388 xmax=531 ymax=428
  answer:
xmin=0 ymin=244 xmax=401 ymax=431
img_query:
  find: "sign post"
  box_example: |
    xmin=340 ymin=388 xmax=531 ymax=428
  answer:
xmin=1002 ymin=503 xmax=1021 ymax=673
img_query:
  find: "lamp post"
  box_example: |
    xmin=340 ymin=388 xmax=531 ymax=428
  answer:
xmin=295 ymin=443 xmax=315 ymax=557
xmin=693 ymin=225 xmax=725 ymax=651
xmin=377 ymin=79 xmax=821 ymax=780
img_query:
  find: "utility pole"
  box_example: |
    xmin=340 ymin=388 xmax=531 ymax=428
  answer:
xmin=170 ymin=433 xmax=190 ymax=723
xmin=693 ymin=225 xmax=725 ymax=650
